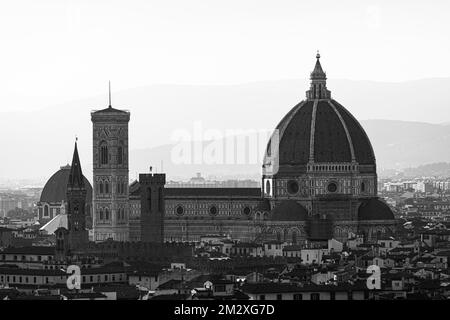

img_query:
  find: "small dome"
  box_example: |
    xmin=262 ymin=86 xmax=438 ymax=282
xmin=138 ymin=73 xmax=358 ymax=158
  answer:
xmin=270 ymin=200 xmax=308 ymax=221
xmin=256 ymin=199 xmax=271 ymax=212
xmin=358 ymin=198 xmax=395 ymax=221
xmin=40 ymin=165 xmax=92 ymax=203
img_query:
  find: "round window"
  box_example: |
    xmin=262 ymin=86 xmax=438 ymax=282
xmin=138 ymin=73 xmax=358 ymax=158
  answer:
xmin=176 ymin=205 xmax=184 ymax=216
xmin=209 ymin=206 xmax=218 ymax=216
xmin=327 ymin=182 xmax=338 ymax=193
xmin=287 ymin=180 xmax=299 ymax=194
xmin=243 ymin=207 xmax=251 ymax=215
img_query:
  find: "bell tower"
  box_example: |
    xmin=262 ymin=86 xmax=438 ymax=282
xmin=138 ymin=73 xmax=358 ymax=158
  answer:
xmin=91 ymin=85 xmax=130 ymax=242
xmin=66 ymin=140 xmax=89 ymax=249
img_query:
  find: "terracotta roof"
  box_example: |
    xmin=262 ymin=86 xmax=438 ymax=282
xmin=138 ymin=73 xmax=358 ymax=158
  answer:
xmin=1 ymin=246 xmax=55 ymax=255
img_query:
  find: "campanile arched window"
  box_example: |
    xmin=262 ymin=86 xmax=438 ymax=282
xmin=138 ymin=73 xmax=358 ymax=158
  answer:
xmin=100 ymin=141 xmax=108 ymax=165
xmin=158 ymin=187 xmax=163 ymax=211
xmin=147 ymin=187 xmax=152 ymax=210
xmin=117 ymin=143 xmax=124 ymax=165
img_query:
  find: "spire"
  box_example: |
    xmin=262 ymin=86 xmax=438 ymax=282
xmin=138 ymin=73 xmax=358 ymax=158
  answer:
xmin=68 ymin=139 xmax=85 ymax=189
xmin=311 ymin=51 xmax=326 ymax=79
xmin=108 ymin=81 xmax=112 ymax=108
xmin=306 ymin=51 xmax=331 ymax=100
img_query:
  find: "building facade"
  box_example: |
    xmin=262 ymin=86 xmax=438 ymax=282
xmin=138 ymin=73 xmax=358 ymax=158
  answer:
xmin=75 ymin=54 xmax=397 ymax=245
xmin=91 ymin=103 xmax=130 ymax=242
xmin=129 ymin=186 xmax=262 ymax=242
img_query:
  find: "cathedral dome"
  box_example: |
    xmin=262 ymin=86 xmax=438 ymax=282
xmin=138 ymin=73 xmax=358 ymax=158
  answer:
xmin=40 ymin=165 xmax=92 ymax=204
xmin=358 ymin=198 xmax=395 ymax=221
xmin=263 ymin=53 xmax=376 ymax=173
xmin=270 ymin=200 xmax=308 ymax=221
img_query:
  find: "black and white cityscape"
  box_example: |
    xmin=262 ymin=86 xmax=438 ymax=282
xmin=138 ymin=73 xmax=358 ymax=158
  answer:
xmin=1 ymin=0 xmax=450 ymax=304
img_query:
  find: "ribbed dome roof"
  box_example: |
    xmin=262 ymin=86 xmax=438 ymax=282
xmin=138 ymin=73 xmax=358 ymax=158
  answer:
xmin=358 ymin=198 xmax=395 ymax=221
xmin=263 ymin=54 xmax=376 ymax=172
xmin=267 ymin=99 xmax=375 ymax=167
xmin=270 ymin=201 xmax=308 ymax=221
xmin=40 ymin=165 xmax=92 ymax=203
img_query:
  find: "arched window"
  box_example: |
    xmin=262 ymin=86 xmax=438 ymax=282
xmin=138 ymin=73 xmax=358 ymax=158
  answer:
xmin=105 ymin=182 xmax=109 ymax=194
xmin=105 ymin=208 xmax=109 ymax=220
xmin=276 ymin=232 xmax=282 ymax=242
xmin=361 ymin=182 xmax=366 ymax=193
xmin=292 ymin=232 xmax=298 ymax=244
xmin=44 ymin=205 xmax=49 ymax=218
xmin=100 ymin=141 xmax=108 ymax=165
xmin=117 ymin=144 xmax=123 ymax=165
xmin=158 ymin=187 xmax=163 ymax=211
xmin=99 ymin=181 xmax=103 ymax=194
xmin=147 ymin=187 xmax=152 ymax=210
xmin=99 ymin=208 xmax=104 ymax=220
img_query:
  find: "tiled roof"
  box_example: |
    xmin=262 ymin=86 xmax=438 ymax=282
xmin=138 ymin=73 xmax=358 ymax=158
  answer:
xmin=234 ymin=243 xmax=261 ymax=248
xmin=150 ymin=293 xmax=189 ymax=300
xmin=156 ymin=279 xmax=185 ymax=290
xmin=0 ymin=268 xmax=66 ymax=276
xmin=241 ymin=282 xmax=368 ymax=294
xmin=1 ymin=246 xmax=55 ymax=256
xmin=283 ymin=245 xmax=303 ymax=251
xmin=92 ymin=106 xmax=129 ymax=114
xmin=165 ymin=188 xmax=261 ymax=198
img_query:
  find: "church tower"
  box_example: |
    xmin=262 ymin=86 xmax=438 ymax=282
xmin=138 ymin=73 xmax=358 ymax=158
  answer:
xmin=140 ymin=173 xmax=166 ymax=243
xmin=91 ymin=86 xmax=130 ymax=242
xmin=66 ymin=140 xmax=89 ymax=249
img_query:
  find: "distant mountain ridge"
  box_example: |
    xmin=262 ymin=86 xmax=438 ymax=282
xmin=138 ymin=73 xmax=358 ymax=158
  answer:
xmin=0 ymin=78 xmax=449 ymax=180
xmin=402 ymin=163 xmax=450 ymax=178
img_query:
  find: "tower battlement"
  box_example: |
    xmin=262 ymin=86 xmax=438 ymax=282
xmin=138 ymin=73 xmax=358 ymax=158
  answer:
xmin=139 ymin=173 xmax=166 ymax=185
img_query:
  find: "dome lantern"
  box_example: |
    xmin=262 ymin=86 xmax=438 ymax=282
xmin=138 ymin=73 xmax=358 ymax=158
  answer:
xmin=306 ymin=51 xmax=331 ymax=100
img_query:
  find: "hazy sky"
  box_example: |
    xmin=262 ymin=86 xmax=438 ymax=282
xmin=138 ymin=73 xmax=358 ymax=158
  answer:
xmin=0 ymin=0 xmax=449 ymax=111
